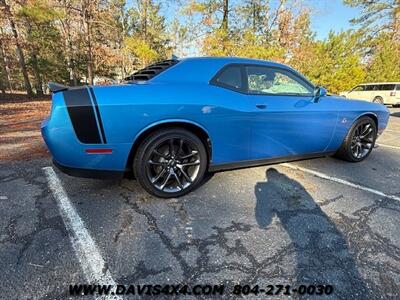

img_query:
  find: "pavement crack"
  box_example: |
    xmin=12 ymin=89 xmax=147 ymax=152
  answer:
xmin=113 ymin=213 xmax=133 ymax=243
xmin=119 ymin=190 xmax=297 ymax=289
xmin=117 ymin=260 xmax=172 ymax=283
xmin=319 ymin=194 xmax=344 ymax=207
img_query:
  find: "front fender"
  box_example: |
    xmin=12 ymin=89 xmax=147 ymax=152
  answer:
xmin=326 ymin=109 xmax=388 ymax=152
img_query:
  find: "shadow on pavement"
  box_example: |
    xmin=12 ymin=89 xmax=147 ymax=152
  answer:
xmin=390 ymin=111 xmax=400 ymax=118
xmin=254 ymin=168 xmax=368 ymax=299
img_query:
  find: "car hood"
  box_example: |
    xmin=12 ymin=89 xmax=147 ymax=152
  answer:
xmin=330 ymin=95 xmax=388 ymax=112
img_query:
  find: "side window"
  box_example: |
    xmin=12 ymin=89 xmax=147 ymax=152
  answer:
xmin=351 ymin=85 xmax=364 ymax=92
xmin=246 ymin=66 xmax=313 ymax=96
xmin=365 ymin=85 xmax=375 ymax=91
xmin=381 ymin=84 xmax=395 ymax=90
xmin=212 ymin=65 xmax=243 ymax=91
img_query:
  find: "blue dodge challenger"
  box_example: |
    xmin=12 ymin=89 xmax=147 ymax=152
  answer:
xmin=42 ymin=57 xmax=390 ymax=198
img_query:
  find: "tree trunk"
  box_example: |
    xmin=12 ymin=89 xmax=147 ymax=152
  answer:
xmin=65 ymin=37 xmax=77 ymax=86
xmin=86 ymin=23 xmax=93 ymax=85
xmin=66 ymin=27 xmax=78 ymax=85
xmin=26 ymin=23 xmax=43 ymax=96
xmin=0 ymin=42 xmax=6 ymax=93
xmin=1 ymin=0 xmax=33 ymax=96
xmin=66 ymin=45 xmax=78 ymax=86
xmin=30 ymin=53 xmax=43 ymax=95
xmin=12 ymin=19 xmax=33 ymax=96
xmin=221 ymin=0 xmax=229 ymax=31
xmin=252 ymin=0 xmax=256 ymax=33
xmin=84 ymin=1 xmax=94 ymax=85
xmin=120 ymin=3 xmax=126 ymax=80
xmin=0 ymin=80 xmax=5 ymax=94
xmin=393 ymin=3 xmax=400 ymax=41
xmin=140 ymin=0 xmax=149 ymax=40
xmin=219 ymin=0 xmax=229 ymax=53
xmin=61 ymin=0 xmax=78 ymax=86
xmin=0 ymin=33 xmax=12 ymax=92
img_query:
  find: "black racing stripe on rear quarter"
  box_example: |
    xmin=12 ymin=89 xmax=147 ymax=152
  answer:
xmin=63 ymin=88 xmax=101 ymax=144
xmin=88 ymin=87 xmax=107 ymax=144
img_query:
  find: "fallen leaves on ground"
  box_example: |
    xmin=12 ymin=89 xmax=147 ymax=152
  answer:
xmin=0 ymin=93 xmax=51 ymax=161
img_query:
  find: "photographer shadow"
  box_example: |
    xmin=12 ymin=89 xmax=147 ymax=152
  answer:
xmin=255 ymin=168 xmax=368 ymax=299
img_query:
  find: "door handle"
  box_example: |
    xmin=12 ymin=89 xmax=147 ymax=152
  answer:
xmin=256 ymin=104 xmax=267 ymax=109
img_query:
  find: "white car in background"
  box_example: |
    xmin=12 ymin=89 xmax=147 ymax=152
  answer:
xmin=340 ymin=83 xmax=400 ymax=107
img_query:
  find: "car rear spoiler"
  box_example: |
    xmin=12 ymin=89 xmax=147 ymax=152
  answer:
xmin=48 ymin=82 xmax=68 ymax=93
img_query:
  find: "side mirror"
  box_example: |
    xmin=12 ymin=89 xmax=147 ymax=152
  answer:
xmin=313 ymin=86 xmax=327 ymax=102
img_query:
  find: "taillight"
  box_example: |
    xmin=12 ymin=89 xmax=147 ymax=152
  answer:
xmin=390 ymin=91 xmax=396 ymax=96
xmin=85 ymin=148 xmax=113 ymax=154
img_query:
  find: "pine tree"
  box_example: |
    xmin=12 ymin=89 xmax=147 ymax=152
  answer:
xmin=344 ymin=0 xmax=400 ymax=40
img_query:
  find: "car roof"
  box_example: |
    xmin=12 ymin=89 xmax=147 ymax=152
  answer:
xmin=179 ymin=56 xmax=287 ymax=68
xmin=359 ymin=82 xmax=400 ymax=85
xmin=153 ymin=56 xmax=310 ymax=84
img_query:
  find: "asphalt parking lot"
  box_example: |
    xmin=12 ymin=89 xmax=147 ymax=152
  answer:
xmin=1 ymin=107 xmax=399 ymax=299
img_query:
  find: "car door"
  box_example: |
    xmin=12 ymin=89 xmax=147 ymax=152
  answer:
xmin=348 ymin=85 xmax=364 ymax=99
xmin=207 ymin=64 xmax=253 ymax=164
xmin=363 ymin=84 xmax=376 ymax=101
xmin=245 ymin=65 xmax=338 ymax=159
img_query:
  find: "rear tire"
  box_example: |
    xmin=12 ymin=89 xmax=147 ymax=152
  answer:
xmin=373 ymin=96 xmax=384 ymax=104
xmin=335 ymin=116 xmax=377 ymax=162
xmin=133 ymin=128 xmax=207 ymax=198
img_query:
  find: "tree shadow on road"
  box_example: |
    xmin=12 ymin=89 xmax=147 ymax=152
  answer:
xmin=254 ymin=168 xmax=369 ymax=299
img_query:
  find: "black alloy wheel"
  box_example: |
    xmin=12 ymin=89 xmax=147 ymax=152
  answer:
xmin=134 ymin=128 xmax=207 ymax=198
xmin=350 ymin=122 xmax=375 ymax=159
xmin=335 ymin=116 xmax=377 ymax=162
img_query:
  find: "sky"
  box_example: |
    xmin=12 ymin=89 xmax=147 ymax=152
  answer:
xmin=162 ymin=0 xmax=361 ymax=40
xmin=127 ymin=0 xmax=362 ymax=55
xmin=306 ymin=0 xmax=361 ymax=40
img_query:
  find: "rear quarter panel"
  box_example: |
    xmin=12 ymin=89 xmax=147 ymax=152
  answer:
xmin=41 ymin=92 xmax=132 ymax=171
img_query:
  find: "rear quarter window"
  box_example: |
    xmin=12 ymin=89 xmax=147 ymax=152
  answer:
xmin=381 ymin=84 xmax=396 ymax=90
xmin=211 ymin=65 xmax=243 ymax=91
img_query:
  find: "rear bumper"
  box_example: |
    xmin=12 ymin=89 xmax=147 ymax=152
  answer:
xmin=53 ymin=159 xmax=124 ymax=179
xmin=384 ymin=96 xmax=400 ymax=105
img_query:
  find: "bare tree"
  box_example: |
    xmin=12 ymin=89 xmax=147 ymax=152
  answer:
xmin=0 ymin=29 xmax=13 ymax=92
xmin=0 ymin=0 xmax=33 ymax=96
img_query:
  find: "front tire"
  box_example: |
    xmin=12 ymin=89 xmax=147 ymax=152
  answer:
xmin=133 ymin=128 xmax=207 ymax=198
xmin=335 ymin=116 xmax=377 ymax=162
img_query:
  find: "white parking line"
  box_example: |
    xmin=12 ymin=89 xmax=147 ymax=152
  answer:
xmin=281 ymin=163 xmax=400 ymax=202
xmin=378 ymin=143 xmax=400 ymax=150
xmin=43 ymin=167 xmax=122 ymax=300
